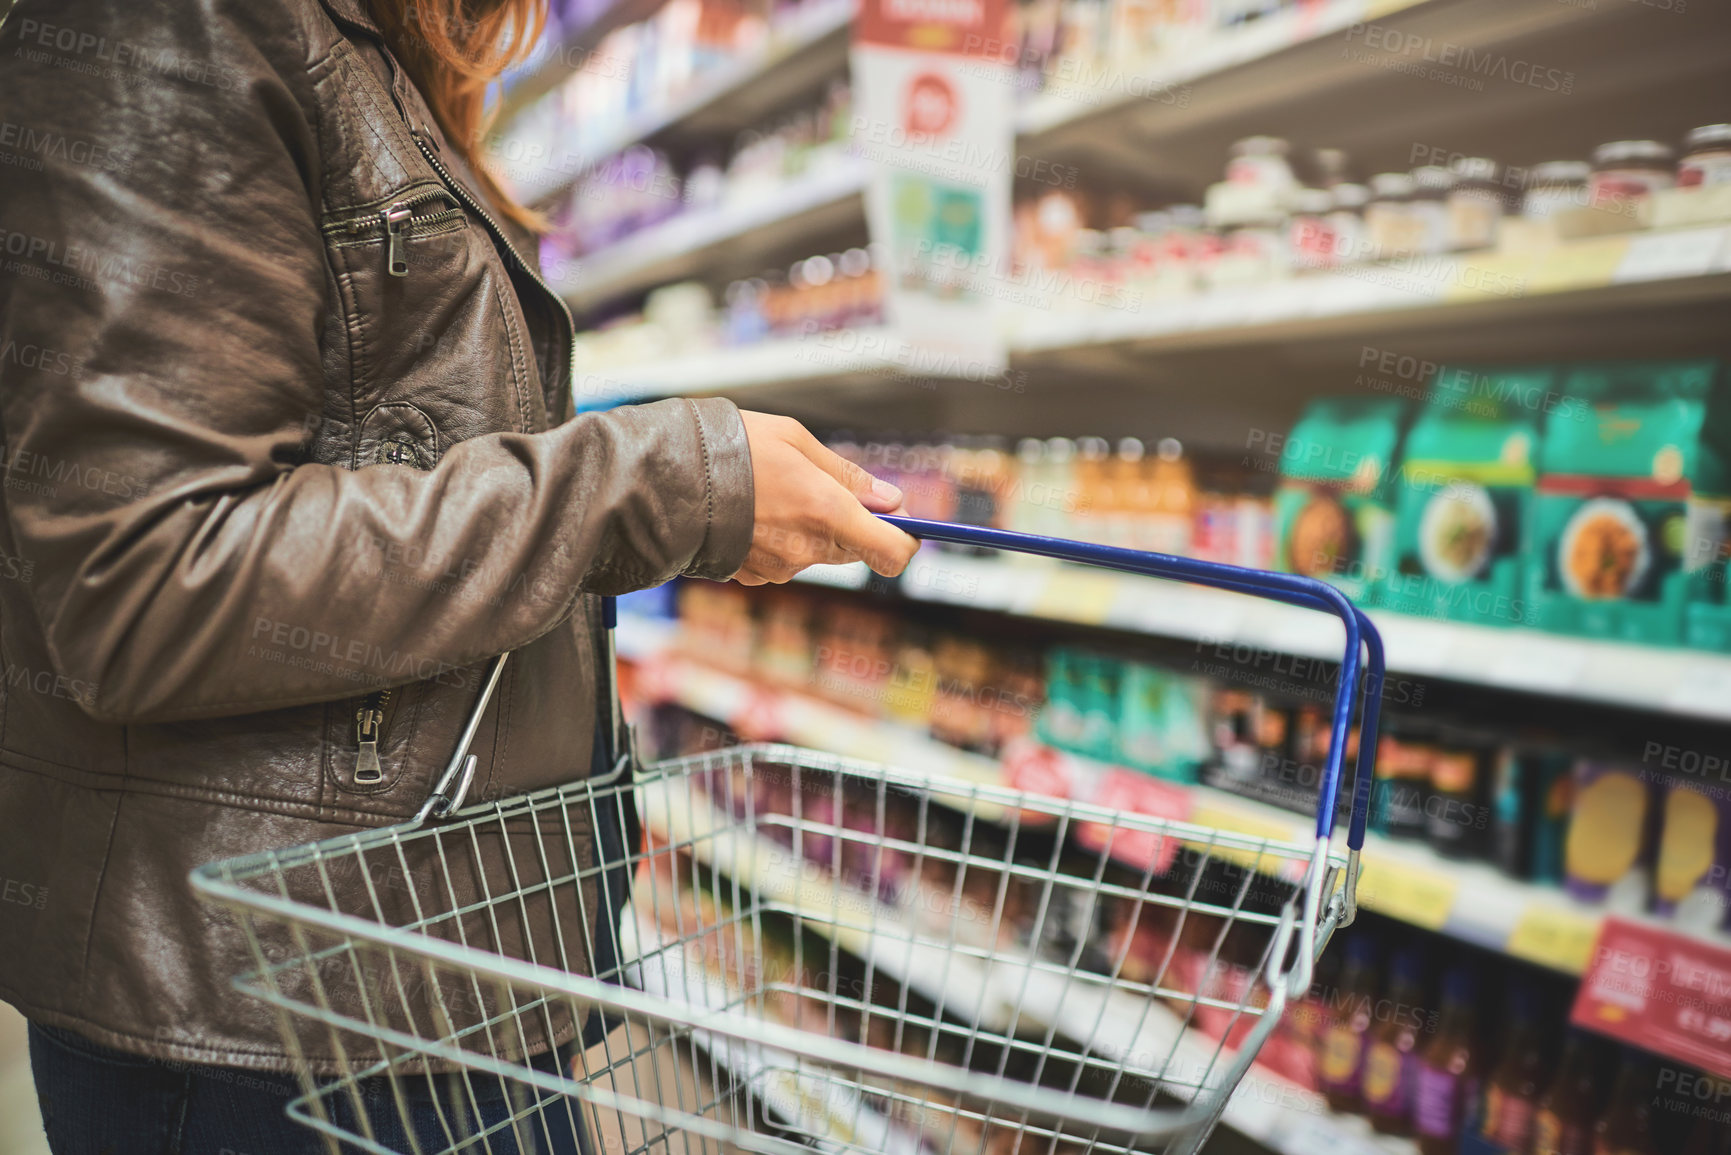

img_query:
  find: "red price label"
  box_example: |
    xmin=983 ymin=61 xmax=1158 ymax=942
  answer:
xmin=1571 ymin=916 xmax=1731 ymax=1081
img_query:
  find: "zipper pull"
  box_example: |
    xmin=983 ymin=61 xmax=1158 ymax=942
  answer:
xmin=382 ymin=202 xmax=412 ymax=277
xmin=354 ymin=701 xmax=385 ymax=784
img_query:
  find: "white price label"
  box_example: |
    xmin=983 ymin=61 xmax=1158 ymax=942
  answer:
xmin=1614 ymin=228 xmax=1726 ymax=283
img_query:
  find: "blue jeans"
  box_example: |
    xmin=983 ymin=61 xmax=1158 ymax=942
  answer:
xmin=28 ymin=1022 xmax=591 ymax=1154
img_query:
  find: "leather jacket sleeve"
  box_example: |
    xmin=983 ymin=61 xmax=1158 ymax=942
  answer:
xmin=0 ymin=0 xmax=754 ymax=724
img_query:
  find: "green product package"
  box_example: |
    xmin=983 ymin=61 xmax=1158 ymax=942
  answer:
xmin=1116 ymin=661 xmax=1208 ymax=783
xmin=1035 ymin=648 xmax=1081 ymax=751
xmin=1077 ymin=653 xmax=1122 ymax=763
xmin=1381 ymin=366 xmax=1551 ymax=626
xmin=1686 ymin=370 xmax=1731 ymax=650
xmin=1036 ymin=648 xmax=1120 ymax=762
xmin=1526 ymin=360 xmax=1720 ymax=645
xmin=1274 ymin=397 xmax=1409 ymax=605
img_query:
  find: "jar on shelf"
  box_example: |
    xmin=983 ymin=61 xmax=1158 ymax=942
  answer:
xmin=1446 ymin=156 xmax=1506 ymax=252
xmin=1225 ymin=135 xmax=1298 ymax=193
xmin=1365 ymin=172 xmax=1418 ymax=258
xmin=1325 ymin=182 xmax=1371 ymax=265
xmin=1589 ymin=139 xmax=1675 ymax=211
xmin=1287 ymin=187 xmax=1337 ymax=272
xmin=1410 ymin=165 xmax=1455 ymax=255
xmin=1522 ymin=160 xmax=1590 ymax=220
xmin=1679 ymin=123 xmax=1731 ymax=189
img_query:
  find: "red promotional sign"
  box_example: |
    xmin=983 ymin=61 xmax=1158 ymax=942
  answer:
xmin=1571 ymin=916 xmax=1731 ymax=1081
xmin=1076 ymin=767 xmax=1191 ymax=876
xmin=854 ymin=0 xmax=1009 ymax=56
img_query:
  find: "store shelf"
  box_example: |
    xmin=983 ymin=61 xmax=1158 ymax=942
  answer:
xmin=618 ymin=618 xmax=1731 ymax=976
xmin=1018 ymin=0 xmax=1422 ymax=143
xmin=512 ymin=0 xmax=854 ymax=205
xmin=496 ymin=0 xmax=671 ymax=124
xmin=621 ymin=912 xmax=923 ymax=1154
xmin=637 ymin=770 xmax=1418 ymax=1155
xmin=554 ymin=159 xmax=869 ymax=312
xmin=1021 ymin=0 xmax=1731 ymax=193
xmin=891 ymin=549 xmax=1731 ymax=723
xmin=625 ymin=639 xmax=1010 ymax=816
xmin=1009 ymin=225 xmax=1731 ymax=360
xmin=574 ymin=326 xmax=982 ymax=404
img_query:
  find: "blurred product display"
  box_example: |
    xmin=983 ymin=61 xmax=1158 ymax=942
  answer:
xmin=667 ymin=579 xmax=1731 ymax=935
xmin=488 ymin=1 xmax=1731 ymax=1152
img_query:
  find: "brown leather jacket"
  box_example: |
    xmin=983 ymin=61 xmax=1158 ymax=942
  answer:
xmin=0 ymin=0 xmax=753 ymax=1071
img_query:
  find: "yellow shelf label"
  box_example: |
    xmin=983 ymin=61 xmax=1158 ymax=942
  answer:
xmin=1364 ymin=0 xmax=1425 ymax=17
xmin=1527 ymin=236 xmax=1632 ymax=295
xmin=1032 ymin=569 xmax=1120 ymax=626
xmin=1442 ymin=251 xmax=1538 ymax=303
xmin=1356 ymin=857 xmax=1457 ymax=930
xmin=1506 ymin=904 xmax=1600 ymax=974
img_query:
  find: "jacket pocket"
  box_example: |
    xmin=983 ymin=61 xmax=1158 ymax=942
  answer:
xmin=356 ymin=400 xmax=440 ymax=472
xmin=322 ymin=184 xmax=464 ymax=279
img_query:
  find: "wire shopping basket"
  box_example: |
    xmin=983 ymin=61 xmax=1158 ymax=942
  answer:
xmin=192 ymin=516 xmax=1385 ymax=1155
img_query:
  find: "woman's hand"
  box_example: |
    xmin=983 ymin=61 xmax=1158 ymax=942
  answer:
xmin=734 ymin=411 xmax=919 ymax=585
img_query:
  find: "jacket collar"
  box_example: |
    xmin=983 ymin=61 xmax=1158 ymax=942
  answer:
xmin=316 ymin=0 xmax=381 ymax=35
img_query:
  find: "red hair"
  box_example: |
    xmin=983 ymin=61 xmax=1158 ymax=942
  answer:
xmin=369 ymin=0 xmax=548 ymax=230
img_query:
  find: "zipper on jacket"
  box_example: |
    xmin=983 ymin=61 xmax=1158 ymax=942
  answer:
xmin=353 ymin=687 xmax=393 ymax=784
xmin=328 ymin=186 xmax=459 ymax=277
xmin=410 ymin=136 xmax=577 ymax=400
xmin=383 ymin=203 xmax=413 ymax=276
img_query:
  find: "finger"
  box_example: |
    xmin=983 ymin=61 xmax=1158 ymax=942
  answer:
xmin=829 ymin=503 xmax=919 ymax=577
xmin=792 ymin=426 xmax=904 ymax=513
xmin=740 ymin=546 xmax=802 ymax=584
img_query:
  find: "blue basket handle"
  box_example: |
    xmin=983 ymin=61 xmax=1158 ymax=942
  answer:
xmin=879 ymin=516 xmax=1383 ymax=854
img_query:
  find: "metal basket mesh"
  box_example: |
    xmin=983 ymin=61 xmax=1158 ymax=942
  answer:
xmin=193 ymin=743 xmax=1344 ymax=1155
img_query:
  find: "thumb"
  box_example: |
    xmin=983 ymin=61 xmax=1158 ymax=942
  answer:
xmin=798 ymin=433 xmax=904 ymax=513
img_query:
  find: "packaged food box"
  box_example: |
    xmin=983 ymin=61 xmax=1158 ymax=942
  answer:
xmin=1382 ymin=365 xmax=1552 ymax=626
xmin=1654 ymin=777 xmax=1731 ymax=932
xmin=1527 ymin=360 xmax=1720 ymax=644
xmin=1563 ymin=761 xmax=1657 ymax=911
xmin=1685 ymin=384 xmax=1731 ymax=649
xmin=1116 ymin=660 xmax=1208 ymax=783
xmin=1274 ymin=397 xmax=1409 ymax=605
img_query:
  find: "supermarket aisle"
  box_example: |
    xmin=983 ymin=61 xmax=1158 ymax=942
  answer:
xmin=0 ymin=1005 xmax=48 ymax=1155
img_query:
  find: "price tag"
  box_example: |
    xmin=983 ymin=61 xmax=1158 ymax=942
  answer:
xmin=1032 ymin=569 xmax=1121 ymax=626
xmin=1614 ymin=227 xmax=1726 ymax=283
xmin=1356 ymin=856 xmax=1458 ymax=930
xmin=1507 ymin=904 xmax=1601 ymax=974
xmin=1441 ymin=252 xmax=1537 ymax=303
xmin=1573 ymin=917 xmax=1731 ymax=1081
xmin=1364 ymin=0 xmax=1424 ymax=17
xmin=1528 ymin=236 xmax=1631 ymax=295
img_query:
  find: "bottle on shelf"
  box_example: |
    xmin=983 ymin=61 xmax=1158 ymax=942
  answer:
xmin=1532 ymin=1030 xmax=1605 ymax=1155
xmin=1478 ymin=980 xmax=1548 ymax=1151
xmin=1411 ymin=964 xmax=1480 ymax=1154
xmin=1144 ymin=438 xmax=1196 ymax=556
xmin=1592 ymin=1051 xmax=1657 ymax=1155
xmin=1360 ymin=943 xmax=1426 ymax=1135
xmin=1318 ymin=930 xmax=1378 ymax=1115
